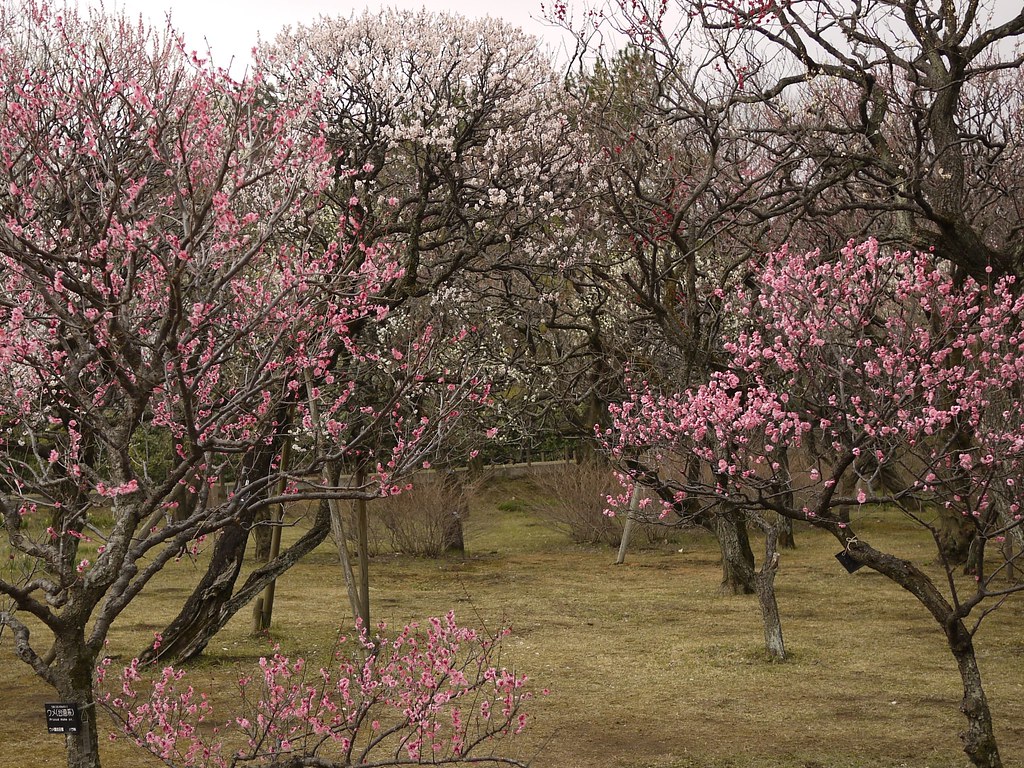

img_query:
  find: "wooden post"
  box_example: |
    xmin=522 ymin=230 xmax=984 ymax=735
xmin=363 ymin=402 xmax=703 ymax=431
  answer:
xmin=330 ymin=498 xmax=363 ymax=631
xmin=255 ymin=432 xmax=292 ymax=632
xmin=355 ymin=467 xmax=370 ymax=631
xmin=615 ymin=485 xmax=642 ymax=565
xmin=251 ymin=598 xmax=264 ymax=634
xmin=299 ymin=372 xmax=369 ymax=634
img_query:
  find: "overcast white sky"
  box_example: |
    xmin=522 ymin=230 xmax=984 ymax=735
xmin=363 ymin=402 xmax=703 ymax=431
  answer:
xmin=92 ymin=1 xmax=570 ymax=70
xmin=86 ymin=0 xmax=1021 ymax=74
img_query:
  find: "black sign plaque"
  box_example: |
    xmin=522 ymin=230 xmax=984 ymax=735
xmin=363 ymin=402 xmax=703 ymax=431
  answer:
xmin=45 ymin=702 xmax=81 ymax=734
xmin=835 ymin=550 xmax=865 ymax=574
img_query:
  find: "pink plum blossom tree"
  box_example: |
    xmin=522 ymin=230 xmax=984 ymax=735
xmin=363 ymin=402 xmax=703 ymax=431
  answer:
xmin=0 ymin=4 xmax=486 ymax=766
xmin=607 ymin=238 xmax=1024 ymax=768
xmin=554 ymin=0 xmax=1024 ymax=564
xmin=141 ymin=12 xmax=593 ymax=661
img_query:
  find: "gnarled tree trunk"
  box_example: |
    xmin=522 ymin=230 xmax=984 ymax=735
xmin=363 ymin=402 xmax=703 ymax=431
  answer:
xmin=140 ymin=516 xmax=252 ymax=664
xmin=50 ymin=629 xmax=101 ymax=768
xmin=949 ymin=625 xmax=1002 ymax=768
xmin=140 ymin=500 xmax=331 ymax=664
xmin=843 ymin=537 xmax=1002 ymax=768
xmin=751 ymin=514 xmax=785 ymax=661
xmin=708 ymin=506 xmax=756 ymax=595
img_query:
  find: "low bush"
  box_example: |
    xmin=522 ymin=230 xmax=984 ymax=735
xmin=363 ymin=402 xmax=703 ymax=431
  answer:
xmin=532 ymin=461 xmax=683 ymax=547
xmin=374 ymin=472 xmax=478 ymax=557
xmin=100 ymin=613 xmax=535 ymax=767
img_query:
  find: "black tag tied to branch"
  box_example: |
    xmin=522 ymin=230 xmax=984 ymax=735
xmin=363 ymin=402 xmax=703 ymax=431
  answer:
xmin=835 ymin=550 xmax=865 ymax=574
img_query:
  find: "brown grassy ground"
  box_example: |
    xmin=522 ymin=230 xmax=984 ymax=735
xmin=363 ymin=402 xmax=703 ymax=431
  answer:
xmin=2 ymin=475 xmax=1023 ymax=768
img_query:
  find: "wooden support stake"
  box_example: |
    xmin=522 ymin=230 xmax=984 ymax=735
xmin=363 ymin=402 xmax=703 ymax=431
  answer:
xmin=615 ymin=485 xmax=642 ymax=565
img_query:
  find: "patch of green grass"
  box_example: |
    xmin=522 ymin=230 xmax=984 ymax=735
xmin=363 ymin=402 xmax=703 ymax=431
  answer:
xmin=496 ymin=498 xmax=531 ymax=513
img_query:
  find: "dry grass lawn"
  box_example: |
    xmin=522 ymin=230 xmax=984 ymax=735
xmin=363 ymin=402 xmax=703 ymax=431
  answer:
xmin=2 ymin=474 xmax=1023 ymax=767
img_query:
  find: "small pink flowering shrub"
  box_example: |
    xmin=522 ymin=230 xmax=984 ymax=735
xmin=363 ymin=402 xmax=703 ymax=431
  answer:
xmin=99 ymin=613 xmax=536 ymax=767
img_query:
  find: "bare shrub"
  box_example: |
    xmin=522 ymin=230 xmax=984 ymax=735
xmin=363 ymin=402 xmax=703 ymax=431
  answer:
xmin=531 ymin=461 xmax=679 ymax=546
xmin=531 ymin=461 xmax=623 ymax=546
xmin=374 ymin=472 xmax=477 ymax=557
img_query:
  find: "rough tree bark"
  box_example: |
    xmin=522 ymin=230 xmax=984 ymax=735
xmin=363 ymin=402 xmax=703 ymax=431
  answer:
xmin=140 ymin=500 xmax=332 ymax=664
xmin=708 ymin=507 xmax=756 ymax=595
xmin=750 ymin=515 xmax=786 ymax=661
xmin=627 ymin=457 xmax=757 ymax=593
xmin=615 ymin=485 xmax=642 ymax=565
xmin=777 ymin=517 xmax=796 ymax=550
xmin=775 ymin=449 xmax=796 ymax=550
xmin=8 ymin=616 xmax=103 ymax=768
xmin=949 ymin=625 xmax=1002 ymax=768
xmin=252 ymin=511 xmax=274 ymax=562
xmin=141 ymin=402 xmax=288 ymax=663
xmin=843 ymin=537 xmax=1003 ymax=768
xmin=441 ymin=470 xmax=467 ymax=556
xmin=139 ymin=513 xmax=253 ymax=664
xmin=54 ymin=631 xmax=101 ymax=768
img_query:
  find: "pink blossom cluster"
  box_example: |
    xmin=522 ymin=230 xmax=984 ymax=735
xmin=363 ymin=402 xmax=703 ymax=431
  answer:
xmin=100 ymin=613 xmax=534 ymax=767
xmin=606 ymin=239 xmax=1024 ymax=541
xmin=0 ymin=0 xmax=492 ymax=587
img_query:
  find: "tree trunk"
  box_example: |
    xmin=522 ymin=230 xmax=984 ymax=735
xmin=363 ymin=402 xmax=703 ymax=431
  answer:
xmin=1000 ymin=536 xmax=1017 ymax=584
xmin=615 ymin=485 xmax=642 ymax=565
xmin=256 ymin=426 xmax=295 ymax=628
xmin=142 ymin=425 xmax=283 ymax=663
xmin=140 ymin=500 xmax=332 ymax=664
xmin=709 ymin=506 xmax=756 ymax=595
xmin=252 ymin=508 xmax=273 ymax=562
xmin=948 ymin=624 xmax=1002 ymax=768
xmin=53 ymin=634 xmax=100 ymax=768
xmin=140 ymin=516 xmax=251 ymax=664
xmin=836 ymin=470 xmax=857 ymax=524
xmin=896 ymin=460 xmax=974 ymax=567
xmin=443 ymin=512 xmax=466 ymax=555
xmin=752 ymin=517 xmax=785 ymax=661
xmin=330 ymin=495 xmax=369 ymax=631
xmin=839 ymin=536 xmax=1003 ymax=768
xmin=775 ymin=449 xmax=796 ymax=549
xmin=936 ymin=508 xmax=977 ymax=569
xmin=356 ymin=494 xmax=371 ymax=625
xmin=441 ymin=470 xmax=466 ymax=556
xmin=777 ymin=515 xmax=796 ymax=550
